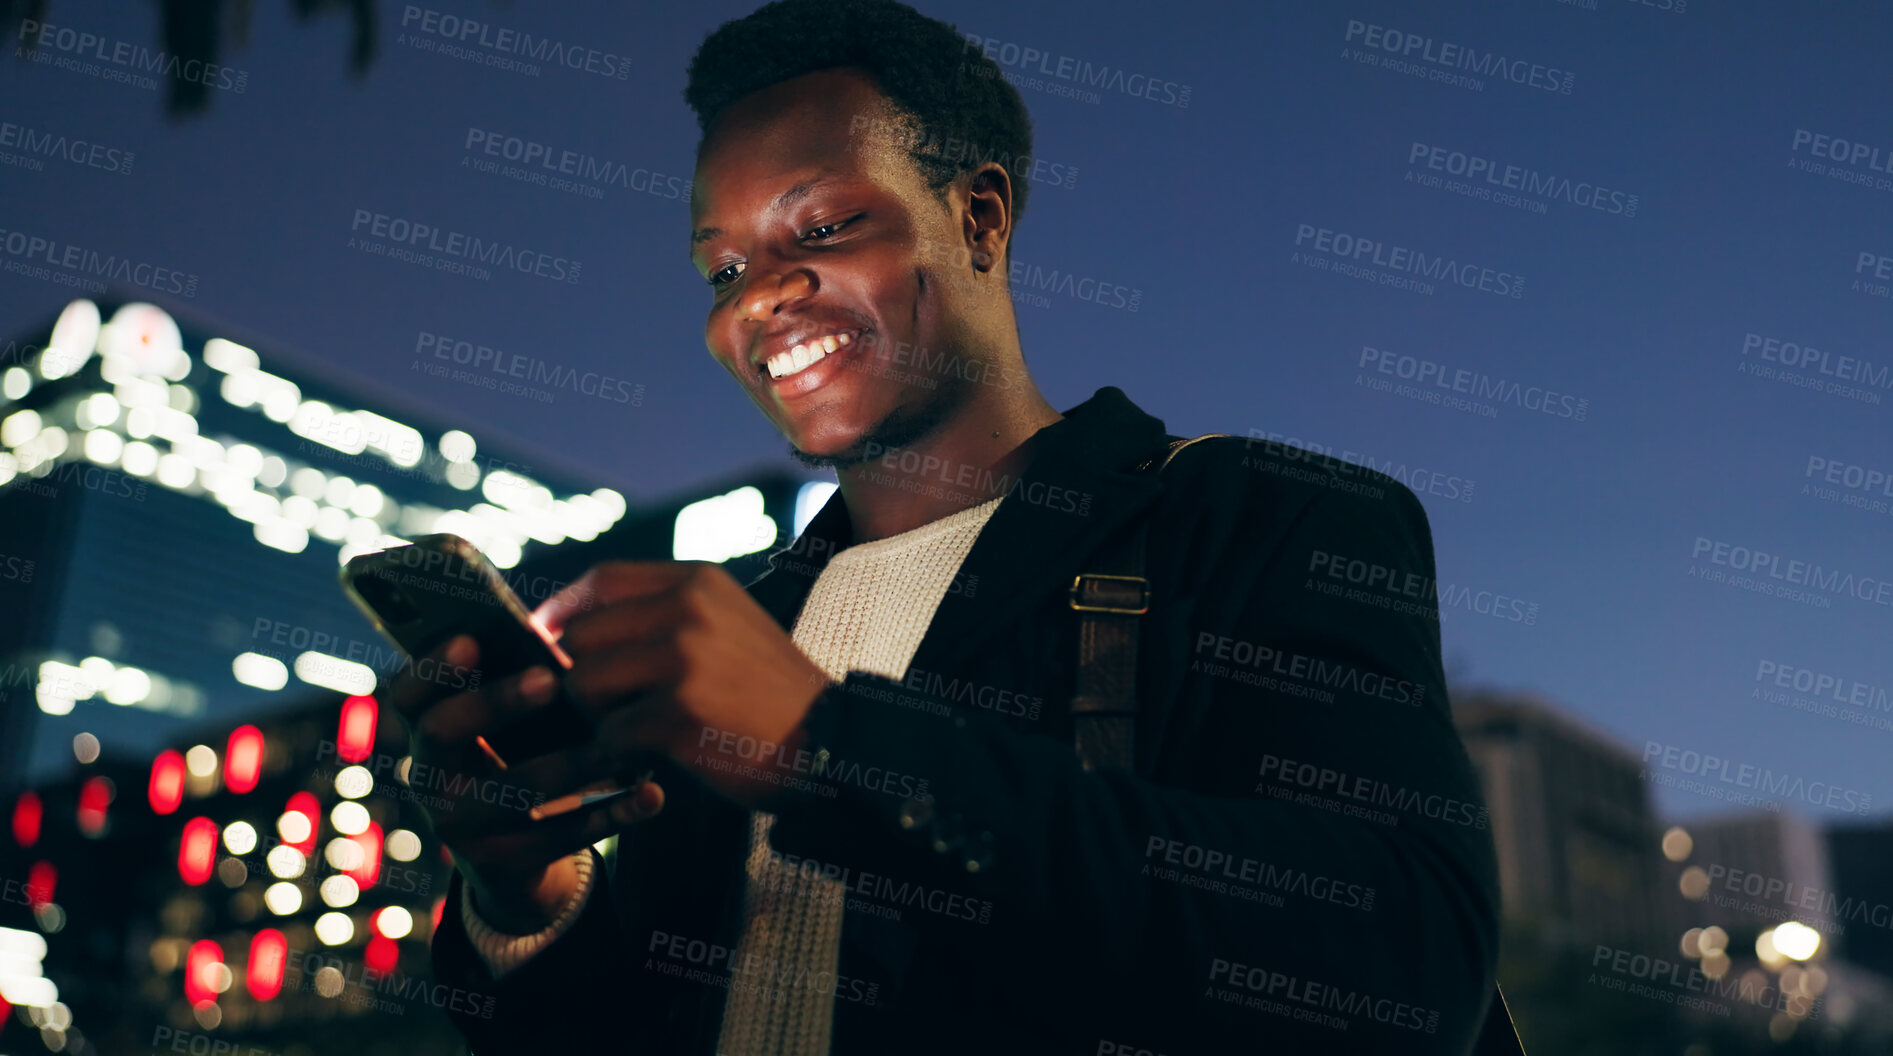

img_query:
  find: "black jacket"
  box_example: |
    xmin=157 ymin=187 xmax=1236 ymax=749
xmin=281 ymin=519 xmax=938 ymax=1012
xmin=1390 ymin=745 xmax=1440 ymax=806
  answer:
xmin=429 ymin=386 xmax=1501 ymax=1054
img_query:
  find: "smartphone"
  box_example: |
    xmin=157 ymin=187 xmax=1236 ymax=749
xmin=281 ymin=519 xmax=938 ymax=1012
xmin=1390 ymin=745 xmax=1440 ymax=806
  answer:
xmin=339 ymin=533 xmax=639 ymax=814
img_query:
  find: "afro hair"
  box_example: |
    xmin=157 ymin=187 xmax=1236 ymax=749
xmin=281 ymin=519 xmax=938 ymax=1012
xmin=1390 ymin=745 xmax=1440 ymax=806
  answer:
xmin=684 ymin=0 xmax=1038 ymax=224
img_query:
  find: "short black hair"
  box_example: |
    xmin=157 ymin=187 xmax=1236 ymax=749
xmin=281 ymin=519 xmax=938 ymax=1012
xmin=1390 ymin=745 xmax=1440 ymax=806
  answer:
xmin=684 ymin=0 xmax=1037 ymax=225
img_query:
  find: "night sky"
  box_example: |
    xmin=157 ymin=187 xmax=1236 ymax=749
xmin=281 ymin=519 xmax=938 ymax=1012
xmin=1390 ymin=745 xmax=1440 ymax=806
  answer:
xmin=3 ymin=0 xmax=1889 ymax=824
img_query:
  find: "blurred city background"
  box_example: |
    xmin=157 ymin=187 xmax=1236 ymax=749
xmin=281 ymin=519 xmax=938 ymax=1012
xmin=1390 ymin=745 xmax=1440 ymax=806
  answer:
xmin=2 ymin=0 xmax=1889 ymax=1053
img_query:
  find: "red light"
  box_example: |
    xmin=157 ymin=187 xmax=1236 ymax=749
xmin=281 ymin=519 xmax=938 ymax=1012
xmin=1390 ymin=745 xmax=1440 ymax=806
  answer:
xmin=11 ymin=792 xmax=40 ymax=847
xmin=178 ymin=816 xmax=218 ymax=885
xmin=149 ymin=750 xmax=186 ymax=815
xmin=337 ymin=695 xmax=377 ymax=763
xmin=225 ymin=726 xmax=265 ymax=794
xmin=247 ymin=929 xmax=287 ymax=1001
xmin=25 ymin=861 xmax=55 ymax=908
xmin=364 ymin=934 xmax=398 ymax=976
xmin=184 ymin=940 xmax=223 ymax=1005
xmin=77 ymin=775 xmax=112 ymax=836
xmin=431 ymin=895 xmax=445 ymax=931
xmin=283 ymin=791 xmax=320 ymax=854
xmin=346 ymin=821 xmax=382 ymax=888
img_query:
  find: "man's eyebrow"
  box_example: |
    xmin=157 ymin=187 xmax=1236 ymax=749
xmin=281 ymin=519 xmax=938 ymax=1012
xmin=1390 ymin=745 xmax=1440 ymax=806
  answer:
xmin=690 ymin=172 xmax=845 ymax=251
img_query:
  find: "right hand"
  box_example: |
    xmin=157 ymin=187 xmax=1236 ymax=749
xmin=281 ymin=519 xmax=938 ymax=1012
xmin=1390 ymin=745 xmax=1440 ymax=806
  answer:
xmin=384 ymin=634 xmax=666 ymax=934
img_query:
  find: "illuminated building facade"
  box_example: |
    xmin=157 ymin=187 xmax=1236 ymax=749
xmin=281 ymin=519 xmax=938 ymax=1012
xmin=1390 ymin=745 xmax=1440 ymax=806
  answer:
xmin=0 ymin=294 xmax=834 ymax=1051
xmin=3 ymin=690 xmax=467 ymax=1053
xmin=0 ymin=295 xmax=640 ymax=788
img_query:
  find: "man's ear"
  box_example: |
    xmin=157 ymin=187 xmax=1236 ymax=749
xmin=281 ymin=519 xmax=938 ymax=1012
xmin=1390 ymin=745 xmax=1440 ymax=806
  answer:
xmin=963 ymin=162 xmax=1013 ymax=273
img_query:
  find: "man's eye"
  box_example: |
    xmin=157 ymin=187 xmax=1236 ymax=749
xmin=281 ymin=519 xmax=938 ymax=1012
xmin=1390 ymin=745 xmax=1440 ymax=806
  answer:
xmin=804 ymin=215 xmax=863 ymax=241
xmin=707 ymin=262 xmax=744 ymax=288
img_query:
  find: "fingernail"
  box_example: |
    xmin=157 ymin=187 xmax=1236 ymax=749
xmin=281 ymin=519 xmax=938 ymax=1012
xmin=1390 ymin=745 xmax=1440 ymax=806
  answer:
xmin=446 ymin=635 xmax=476 ymax=666
xmin=520 ymin=667 xmax=555 ymax=703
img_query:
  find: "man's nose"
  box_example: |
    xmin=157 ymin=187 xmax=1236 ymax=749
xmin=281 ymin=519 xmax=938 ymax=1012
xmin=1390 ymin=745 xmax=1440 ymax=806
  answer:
xmin=739 ymin=266 xmax=813 ymax=322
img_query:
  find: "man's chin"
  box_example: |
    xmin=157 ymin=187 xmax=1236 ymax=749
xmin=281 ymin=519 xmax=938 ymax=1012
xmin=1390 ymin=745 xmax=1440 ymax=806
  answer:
xmin=781 ymin=394 xmax=952 ymax=472
xmin=786 ymin=441 xmax=874 ymax=471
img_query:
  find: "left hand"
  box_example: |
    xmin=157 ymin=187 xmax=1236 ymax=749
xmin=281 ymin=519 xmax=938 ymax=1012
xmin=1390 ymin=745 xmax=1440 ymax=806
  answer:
xmin=534 ymin=560 xmax=832 ymax=808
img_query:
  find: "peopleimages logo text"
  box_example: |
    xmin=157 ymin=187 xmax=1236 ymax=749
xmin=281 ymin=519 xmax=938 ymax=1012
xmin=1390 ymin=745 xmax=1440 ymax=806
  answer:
xmin=1742 ymin=332 xmax=1890 ymax=390
xmin=1591 ymin=945 xmax=1820 ymax=1018
xmin=1407 ymin=142 xmax=1636 ymax=216
xmin=1257 ymin=753 xmax=1488 ymax=829
xmin=960 ymin=33 xmax=1191 ymax=108
xmin=1641 ymin=741 xmax=1872 ymax=815
xmin=15 ymin=19 xmax=249 ymax=91
xmin=416 ymin=332 xmax=640 ymax=403
xmin=1791 ymin=129 xmax=1893 ymax=174
xmin=1294 ymin=224 xmax=1525 ymax=298
xmin=1358 ymin=347 xmax=1586 ymax=420
xmin=1689 ymin=537 xmax=1893 ymax=608
xmin=462 ymin=129 xmax=691 ymax=202
xmin=349 ymin=210 xmax=580 ymax=284
xmin=399 ymin=6 xmax=630 ymax=79
xmin=1343 ymin=20 xmax=1573 ymax=94
xmin=0 ymin=119 xmax=133 ymax=174
xmin=0 ymin=227 xmax=196 ymax=296
xmin=1756 ymin=660 xmax=1891 ymax=713
xmin=1210 ymin=957 xmax=1439 ymax=1033
xmin=1702 ymin=862 xmax=1893 ymax=935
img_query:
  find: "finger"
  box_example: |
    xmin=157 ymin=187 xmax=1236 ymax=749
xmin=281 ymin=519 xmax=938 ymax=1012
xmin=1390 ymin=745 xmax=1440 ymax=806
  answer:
xmin=563 ymin=644 xmax=684 ymax=724
xmin=584 ymin=694 xmax=683 ymax=769
xmin=417 ymin=664 xmax=564 ymax=746
xmin=518 ymin=779 xmax=666 ymax=836
xmin=622 ymin=776 xmax=665 ymax=817
xmin=529 ymin=774 xmax=656 ymax=824
xmin=557 ymin=592 xmax=685 ymax=656
xmin=423 ymin=740 xmax=616 ymax=838
xmin=535 ymin=561 xmax=702 ymax=636
xmin=458 ymin=779 xmax=667 ymax=874
xmin=385 ymin=635 xmax=478 ymax=725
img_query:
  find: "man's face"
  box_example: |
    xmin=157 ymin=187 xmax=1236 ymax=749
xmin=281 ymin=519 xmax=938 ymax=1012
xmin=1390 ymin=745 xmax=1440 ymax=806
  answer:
xmin=690 ymin=68 xmax=994 ymax=466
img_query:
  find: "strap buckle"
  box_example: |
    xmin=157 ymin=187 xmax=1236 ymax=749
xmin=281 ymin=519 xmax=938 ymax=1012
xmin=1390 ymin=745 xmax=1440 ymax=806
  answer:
xmin=1068 ymin=573 xmax=1150 ymax=614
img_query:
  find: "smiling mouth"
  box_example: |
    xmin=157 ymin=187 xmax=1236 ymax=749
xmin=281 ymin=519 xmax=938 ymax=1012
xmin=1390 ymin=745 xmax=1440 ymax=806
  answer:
xmin=764 ymin=330 xmax=858 ymax=380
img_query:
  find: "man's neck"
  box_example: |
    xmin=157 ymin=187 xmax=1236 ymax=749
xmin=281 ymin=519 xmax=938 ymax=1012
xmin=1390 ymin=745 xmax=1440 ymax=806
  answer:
xmin=836 ymin=390 xmax=1063 ymax=544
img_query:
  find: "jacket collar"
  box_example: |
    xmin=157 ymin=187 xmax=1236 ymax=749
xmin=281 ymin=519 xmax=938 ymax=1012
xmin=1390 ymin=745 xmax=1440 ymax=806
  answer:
xmin=749 ymin=386 xmax=1172 ymax=675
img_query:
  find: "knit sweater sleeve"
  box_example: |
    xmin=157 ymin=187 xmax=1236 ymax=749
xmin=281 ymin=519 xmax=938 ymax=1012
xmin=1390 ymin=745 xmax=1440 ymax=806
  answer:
xmin=458 ymin=849 xmax=597 ymax=979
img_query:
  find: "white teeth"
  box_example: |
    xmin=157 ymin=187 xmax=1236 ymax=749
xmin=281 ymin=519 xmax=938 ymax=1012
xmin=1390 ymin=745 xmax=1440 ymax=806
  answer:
xmin=765 ymin=332 xmax=853 ymax=380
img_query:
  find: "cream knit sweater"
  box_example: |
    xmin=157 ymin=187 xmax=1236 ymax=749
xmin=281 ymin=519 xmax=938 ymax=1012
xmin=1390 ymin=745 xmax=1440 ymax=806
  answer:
xmin=464 ymin=495 xmax=1006 ymax=1055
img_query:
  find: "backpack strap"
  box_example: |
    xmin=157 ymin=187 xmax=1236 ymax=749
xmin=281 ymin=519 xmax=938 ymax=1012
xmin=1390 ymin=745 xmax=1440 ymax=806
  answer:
xmin=1066 ymin=431 xmax=1528 ymax=1055
xmin=1068 ymin=433 xmax=1227 ymax=772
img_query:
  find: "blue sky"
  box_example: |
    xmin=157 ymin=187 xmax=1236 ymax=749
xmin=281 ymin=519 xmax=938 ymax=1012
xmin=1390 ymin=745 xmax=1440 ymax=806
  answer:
xmin=2 ymin=0 xmax=1888 ymax=823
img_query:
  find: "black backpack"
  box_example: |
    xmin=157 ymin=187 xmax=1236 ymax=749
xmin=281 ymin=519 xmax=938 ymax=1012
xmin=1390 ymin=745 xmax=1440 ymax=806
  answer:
xmin=1066 ymin=434 xmax=1526 ymax=1056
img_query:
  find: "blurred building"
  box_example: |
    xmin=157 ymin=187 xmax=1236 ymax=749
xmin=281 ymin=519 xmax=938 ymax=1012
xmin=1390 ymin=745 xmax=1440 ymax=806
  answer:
xmin=0 ymin=295 xmax=621 ymax=787
xmin=0 ymin=294 xmax=829 ymax=786
xmin=1453 ymin=692 xmax=1893 ymax=1048
xmin=0 ymin=750 xmax=160 ymax=1053
xmin=4 ymin=686 xmax=461 ymax=1055
xmin=1453 ymin=689 xmax=1669 ymax=950
xmin=1668 ymin=812 xmax=1832 ymax=939
xmin=1654 ymin=811 xmax=1893 ymax=1045
xmin=0 ymin=294 xmax=835 ymax=1052
xmin=1824 ymin=822 xmax=1893 ymax=978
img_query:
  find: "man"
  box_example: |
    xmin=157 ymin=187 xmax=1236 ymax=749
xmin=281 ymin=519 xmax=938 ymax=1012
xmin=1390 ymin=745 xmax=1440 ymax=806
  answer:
xmin=393 ymin=0 xmax=1501 ymax=1052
